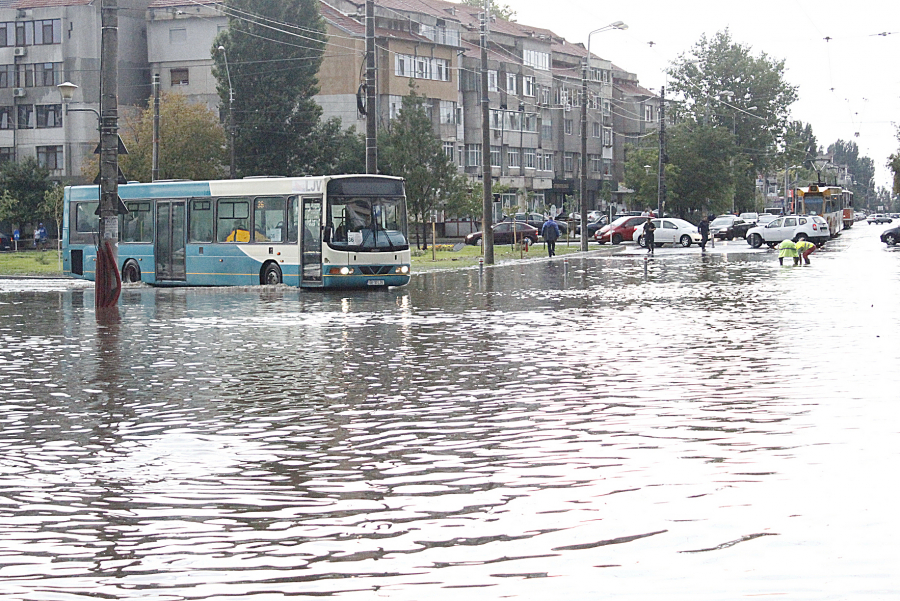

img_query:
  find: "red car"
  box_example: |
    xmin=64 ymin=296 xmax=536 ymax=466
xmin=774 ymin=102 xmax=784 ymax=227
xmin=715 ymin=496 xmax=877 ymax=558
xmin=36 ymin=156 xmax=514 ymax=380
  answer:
xmin=594 ymin=215 xmax=649 ymax=244
xmin=465 ymin=221 xmax=539 ymax=246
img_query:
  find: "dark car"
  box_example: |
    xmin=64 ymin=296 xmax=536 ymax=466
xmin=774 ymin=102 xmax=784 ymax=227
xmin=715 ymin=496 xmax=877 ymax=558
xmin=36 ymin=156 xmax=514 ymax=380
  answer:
xmin=709 ymin=215 xmax=753 ymax=240
xmin=594 ymin=215 xmax=649 ymax=245
xmin=465 ymin=221 xmax=539 ymax=246
xmin=880 ymin=224 xmax=900 ymax=246
xmin=575 ymin=215 xmax=608 ymax=237
xmin=0 ymin=232 xmax=11 ymax=251
xmin=507 ymin=213 xmax=568 ymax=235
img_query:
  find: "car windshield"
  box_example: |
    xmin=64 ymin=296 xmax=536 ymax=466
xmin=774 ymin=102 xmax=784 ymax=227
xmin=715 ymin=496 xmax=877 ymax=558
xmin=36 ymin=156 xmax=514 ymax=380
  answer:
xmin=609 ymin=216 xmax=631 ymax=227
xmin=710 ymin=217 xmax=733 ymax=227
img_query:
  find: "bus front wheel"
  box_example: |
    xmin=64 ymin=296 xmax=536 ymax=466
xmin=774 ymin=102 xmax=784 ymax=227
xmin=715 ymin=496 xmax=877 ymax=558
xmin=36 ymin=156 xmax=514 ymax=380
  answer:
xmin=122 ymin=259 xmax=141 ymax=283
xmin=262 ymin=262 xmax=282 ymax=285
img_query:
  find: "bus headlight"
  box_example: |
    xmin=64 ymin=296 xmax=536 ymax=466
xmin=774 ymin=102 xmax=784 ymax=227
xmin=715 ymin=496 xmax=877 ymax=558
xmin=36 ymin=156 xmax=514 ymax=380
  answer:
xmin=396 ymin=266 xmax=409 ymax=274
xmin=340 ymin=266 xmax=352 ymax=275
xmin=328 ymin=266 xmax=353 ymax=275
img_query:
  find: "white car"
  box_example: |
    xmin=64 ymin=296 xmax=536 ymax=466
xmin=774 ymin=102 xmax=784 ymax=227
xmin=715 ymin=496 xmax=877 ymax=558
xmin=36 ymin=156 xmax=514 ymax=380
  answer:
xmin=756 ymin=214 xmax=778 ymax=226
xmin=867 ymin=214 xmax=893 ymax=224
xmin=746 ymin=215 xmax=830 ymax=248
xmin=633 ymin=218 xmax=702 ymax=248
xmin=739 ymin=212 xmax=759 ymax=224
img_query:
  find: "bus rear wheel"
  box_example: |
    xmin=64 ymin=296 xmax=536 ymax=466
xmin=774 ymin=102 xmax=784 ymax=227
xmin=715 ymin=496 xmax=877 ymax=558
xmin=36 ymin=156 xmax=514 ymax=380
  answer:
xmin=262 ymin=262 xmax=282 ymax=285
xmin=122 ymin=259 xmax=141 ymax=283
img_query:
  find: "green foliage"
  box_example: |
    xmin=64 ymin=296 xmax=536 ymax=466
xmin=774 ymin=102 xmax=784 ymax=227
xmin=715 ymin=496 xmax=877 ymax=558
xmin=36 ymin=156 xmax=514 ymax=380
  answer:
xmin=40 ymin=184 xmax=64 ymax=240
xmin=0 ymin=157 xmax=53 ymax=228
xmin=666 ymin=121 xmax=735 ymax=217
xmin=379 ymin=89 xmax=466 ymax=248
xmin=296 ymin=118 xmax=365 ymax=176
xmin=623 ymin=146 xmax=664 ymax=211
xmin=446 ymin=181 xmax=486 ymax=220
xmin=119 ymin=93 xmax=228 ymax=182
xmin=829 ymin=140 xmax=875 ymax=205
xmin=459 ymin=0 xmax=516 ymax=22
xmin=213 ymin=0 xmax=326 ymax=177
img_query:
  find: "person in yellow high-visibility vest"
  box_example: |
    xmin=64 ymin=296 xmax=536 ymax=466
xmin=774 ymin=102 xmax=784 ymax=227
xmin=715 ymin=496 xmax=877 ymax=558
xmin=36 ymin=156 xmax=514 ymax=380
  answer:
xmin=794 ymin=238 xmax=816 ymax=265
xmin=777 ymin=239 xmax=799 ymax=266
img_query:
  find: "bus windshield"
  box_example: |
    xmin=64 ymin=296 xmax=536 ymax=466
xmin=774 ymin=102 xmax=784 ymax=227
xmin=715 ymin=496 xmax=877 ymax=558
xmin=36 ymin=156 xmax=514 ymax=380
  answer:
xmin=327 ymin=196 xmax=408 ymax=251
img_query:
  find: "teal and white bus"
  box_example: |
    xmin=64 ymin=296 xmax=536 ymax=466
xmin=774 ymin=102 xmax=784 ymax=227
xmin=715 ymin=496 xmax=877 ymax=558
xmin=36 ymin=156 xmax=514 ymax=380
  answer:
xmin=62 ymin=174 xmax=411 ymax=289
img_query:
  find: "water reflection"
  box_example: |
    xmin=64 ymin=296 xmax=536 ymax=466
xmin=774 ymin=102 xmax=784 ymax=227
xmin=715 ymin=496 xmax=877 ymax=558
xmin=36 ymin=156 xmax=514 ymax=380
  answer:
xmin=0 ymin=227 xmax=898 ymax=599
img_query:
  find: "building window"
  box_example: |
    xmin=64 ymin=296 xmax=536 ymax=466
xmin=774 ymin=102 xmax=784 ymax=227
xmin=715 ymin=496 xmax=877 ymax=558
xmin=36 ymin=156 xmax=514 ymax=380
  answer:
xmin=395 ymin=55 xmax=451 ymax=82
xmin=465 ymin=144 xmax=481 ymax=167
xmin=590 ymin=154 xmax=602 ymax=172
xmin=523 ymin=76 xmax=535 ymax=97
xmin=389 ymin=95 xmax=402 ymax=120
xmin=541 ymin=119 xmax=552 ymax=140
xmin=523 ymin=49 xmax=550 ymax=70
xmin=36 ymin=104 xmax=61 ymax=128
xmin=507 ymin=147 xmax=520 ymax=168
xmin=564 ymin=152 xmax=574 ymax=173
xmin=0 ymin=65 xmax=12 ymax=88
xmin=443 ymin=141 xmax=455 ymax=162
xmin=395 ymin=55 xmax=409 ymax=77
xmin=523 ymin=147 xmax=535 ymax=169
xmin=38 ymin=63 xmax=61 ymax=87
xmin=0 ymin=147 xmax=13 ymax=163
xmin=603 ymin=127 xmax=613 ymax=146
xmin=0 ymin=106 xmax=11 ymax=129
xmin=487 ymin=70 xmax=498 ymax=92
xmin=171 ymin=68 xmax=189 ymax=86
xmin=17 ymin=104 xmax=33 ymax=129
xmin=523 ymin=114 xmax=537 ymax=132
xmin=169 ymin=28 xmax=187 ymax=44
xmin=644 ymin=104 xmax=654 ymax=122
xmin=592 ymin=122 xmax=600 ymax=138
xmin=439 ymin=100 xmax=456 ymax=124
xmin=506 ymin=72 xmax=516 ymax=94
xmin=538 ymin=151 xmax=553 ymax=172
xmin=490 ymin=145 xmax=501 ymax=167
xmin=564 ymin=119 xmax=573 ymax=135
xmin=1 ymin=20 xmax=61 ymax=47
xmin=36 ymin=145 xmax=62 ymax=170
xmin=505 ymin=111 xmax=520 ymax=131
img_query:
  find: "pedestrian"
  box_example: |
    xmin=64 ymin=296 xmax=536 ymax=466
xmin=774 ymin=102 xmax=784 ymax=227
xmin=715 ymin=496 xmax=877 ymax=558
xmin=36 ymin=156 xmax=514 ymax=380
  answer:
xmin=642 ymin=218 xmax=656 ymax=255
xmin=794 ymin=238 xmax=816 ymax=265
xmin=541 ymin=215 xmax=561 ymax=258
xmin=33 ymin=223 xmax=47 ymax=249
xmin=777 ymin=238 xmax=799 ymax=266
xmin=698 ymin=215 xmax=710 ymax=251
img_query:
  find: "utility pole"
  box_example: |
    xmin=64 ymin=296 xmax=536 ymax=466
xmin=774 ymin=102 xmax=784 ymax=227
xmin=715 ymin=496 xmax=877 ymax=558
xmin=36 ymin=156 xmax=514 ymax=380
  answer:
xmin=480 ymin=0 xmax=494 ymax=264
xmin=657 ymin=86 xmax=666 ymax=219
xmin=580 ymin=53 xmax=589 ymax=252
xmin=365 ymin=0 xmax=377 ymax=174
xmin=151 ymin=73 xmax=159 ymax=182
xmin=96 ymin=0 xmax=121 ymax=309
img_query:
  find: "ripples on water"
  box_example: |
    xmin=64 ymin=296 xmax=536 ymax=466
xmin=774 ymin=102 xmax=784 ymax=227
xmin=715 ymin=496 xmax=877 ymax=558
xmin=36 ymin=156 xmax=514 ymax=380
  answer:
xmin=0 ymin=228 xmax=898 ymax=600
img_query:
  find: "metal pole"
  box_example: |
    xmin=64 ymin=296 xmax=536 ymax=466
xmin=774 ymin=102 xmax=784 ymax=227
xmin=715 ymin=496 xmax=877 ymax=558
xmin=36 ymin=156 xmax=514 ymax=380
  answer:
xmin=97 ymin=0 xmax=121 ymax=308
xmin=365 ymin=0 xmax=377 ymax=174
xmin=217 ymin=46 xmax=235 ymax=179
xmin=580 ymin=54 xmax=588 ymax=252
xmin=480 ymin=1 xmax=494 ymax=264
xmin=151 ymin=73 xmax=159 ymax=182
xmin=657 ymin=86 xmax=666 ymax=219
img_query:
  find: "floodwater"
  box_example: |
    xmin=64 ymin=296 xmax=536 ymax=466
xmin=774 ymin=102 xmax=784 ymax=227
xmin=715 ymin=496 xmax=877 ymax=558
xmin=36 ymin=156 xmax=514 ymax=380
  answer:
xmin=1 ymin=225 xmax=898 ymax=600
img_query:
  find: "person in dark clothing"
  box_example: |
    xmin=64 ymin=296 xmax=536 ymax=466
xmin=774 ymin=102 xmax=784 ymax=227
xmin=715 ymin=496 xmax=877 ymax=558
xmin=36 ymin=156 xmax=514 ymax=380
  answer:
xmin=642 ymin=219 xmax=656 ymax=254
xmin=541 ymin=216 xmax=561 ymax=258
xmin=698 ymin=216 xmax=710 ymax=251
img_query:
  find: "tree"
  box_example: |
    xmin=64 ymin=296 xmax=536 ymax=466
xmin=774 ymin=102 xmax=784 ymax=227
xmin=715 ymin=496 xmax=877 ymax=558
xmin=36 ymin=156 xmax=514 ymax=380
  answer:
xmin=379 ymin=89 xmax=466 ymax=249
xmin=295 ymin=118 xmax=365 ymax=176
xmin=460 ymin=0 xmax=516 ymax=22
xmin=118 ymin=93 xmax=228 ymax=182
xmin=666 ymin=121 xmax=735 ymax=217
xmin=623 ymin=145 xmax=663 ymax=211
xmin=0 ymin=157 xmax=53 ymax=231
xmin=829 ymin=139 xmax=875 ymax=207
xmin=668 ymin=30 xmax=798 ymax=206
xmin=39 ymin=184 xmax=64 ymax=245
xmin=213 ymin=0 xmax=326 ymax=177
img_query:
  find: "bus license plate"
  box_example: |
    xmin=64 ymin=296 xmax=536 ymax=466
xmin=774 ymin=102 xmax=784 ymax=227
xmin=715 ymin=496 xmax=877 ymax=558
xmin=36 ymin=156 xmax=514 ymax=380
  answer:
xmin=367 ymin=279 xmax=385 ymax=286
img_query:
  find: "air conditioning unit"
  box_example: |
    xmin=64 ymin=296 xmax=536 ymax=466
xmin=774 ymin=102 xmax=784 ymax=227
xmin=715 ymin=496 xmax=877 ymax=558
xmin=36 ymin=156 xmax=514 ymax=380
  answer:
xmin=13 ymin=88 xmax=26 ymax=98
xmin=565 ymin=103 xmax=571 ymax=112
xmin=13 ymin=47 xmax=25 ymax=57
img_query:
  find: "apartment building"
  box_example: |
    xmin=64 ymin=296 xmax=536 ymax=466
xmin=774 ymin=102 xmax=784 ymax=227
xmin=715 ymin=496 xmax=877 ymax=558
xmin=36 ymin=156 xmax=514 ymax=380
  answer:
xmin=0 ymin=0 xmax=658 ymax=219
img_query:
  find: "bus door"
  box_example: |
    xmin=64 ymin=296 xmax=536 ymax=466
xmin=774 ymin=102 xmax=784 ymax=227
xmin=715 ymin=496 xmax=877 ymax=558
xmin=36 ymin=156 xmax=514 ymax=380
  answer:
xmin=301 ymin=197 xmax=322 ymax=284
xmin=156 ymin=200 xmax=186 ymax=281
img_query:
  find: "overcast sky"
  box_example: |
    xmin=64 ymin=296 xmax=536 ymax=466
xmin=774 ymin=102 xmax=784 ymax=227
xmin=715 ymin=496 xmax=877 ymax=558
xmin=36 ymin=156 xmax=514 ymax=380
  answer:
xmin=510 ymin=0 xmax=900 ymax=189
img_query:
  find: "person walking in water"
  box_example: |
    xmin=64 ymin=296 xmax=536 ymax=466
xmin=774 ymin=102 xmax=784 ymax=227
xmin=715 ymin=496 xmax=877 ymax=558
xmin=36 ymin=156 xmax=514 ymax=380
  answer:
xmin=541 ymin=215 xmax=561 ymax=258
xmin=794 ymin=238 xmax=816 ymax=265
xmin=698 ymin=215 xmax=710 ymax=251
xmin=642 ymin=218 xmax=656 ymax=255
xmin=777 ymin=238 xmax=799 ymax=266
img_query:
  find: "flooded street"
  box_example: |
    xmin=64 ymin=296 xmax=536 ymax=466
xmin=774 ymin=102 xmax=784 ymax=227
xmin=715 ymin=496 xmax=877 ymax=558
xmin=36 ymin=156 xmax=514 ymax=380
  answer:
xmin=1 ymin=224 xmax=898 ymax=600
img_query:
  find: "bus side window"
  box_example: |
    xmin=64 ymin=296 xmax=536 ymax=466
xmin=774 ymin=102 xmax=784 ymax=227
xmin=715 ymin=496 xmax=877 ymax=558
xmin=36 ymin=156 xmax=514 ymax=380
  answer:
xmin=123 ymin=202 xmax=153 ymax=243
xmin=287 ymin=196 xmax=299 ymax=243
xmin=190 ymin=200 xmax=213 ymax=242
xmin=254 ymin=196 xmax=285 ymax=243
xmin=217 ymin=198 xmax=250 ymax=243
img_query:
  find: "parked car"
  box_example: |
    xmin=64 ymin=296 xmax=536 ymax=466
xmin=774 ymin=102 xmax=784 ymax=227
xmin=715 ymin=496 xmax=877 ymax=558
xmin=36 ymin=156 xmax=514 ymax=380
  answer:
xmin=0 ymin=232 xmax=10 ymax=251
xmin=594 ymin=215 xmax=649 ymax=245
xmin=854 ymin=212 xmax=867 ymax=222
xmin=632 ymin=218 xmax=702 ymax=248
xmin=506 ymin=213 xmax=568 ymax=235
xmin=739 ymin=212 xmax=759 ymax=224
xmin=709 ymin=215 xmax=753 ymax=240
xmin=575 ymin=216 xmax=607 ymax=237
xmin=745 ymin=215 xmax=830 ymax=248
xmin=756 ymin=214 xmax=778 ymax=226
xmin=867 ymin=214 xmax=892 ymax=224
xmin=880 ymin=224 xmax=900 ymax=246
xmin=465 ymin=221 xmax=539 ymax=246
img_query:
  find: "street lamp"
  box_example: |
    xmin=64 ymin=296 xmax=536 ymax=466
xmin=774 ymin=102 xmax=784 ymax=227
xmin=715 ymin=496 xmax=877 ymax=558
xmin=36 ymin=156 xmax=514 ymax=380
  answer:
xmin=812 ymin=157 xmax=830 ymax=185
xmin=58 ymin=81 xmax=101 ymax=188
xmin=217 ymin=45 xmax=236 ymax=179
xmin=581 ymin=20 xmax=627 ymax=251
